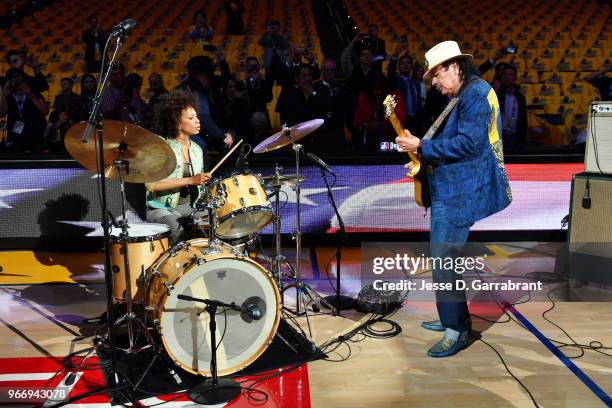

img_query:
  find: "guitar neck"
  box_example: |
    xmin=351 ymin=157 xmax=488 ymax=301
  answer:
xmin=389 ymin=112 xmax=419 ymax=162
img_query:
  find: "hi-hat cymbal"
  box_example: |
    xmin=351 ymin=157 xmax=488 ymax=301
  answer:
xmin=263 ymin=173 xmax=306 ymax=188
xmin=253 ymin=119 xmax=324 ymax=153
xmin=65 ymin=120 xmax=177 ymax=183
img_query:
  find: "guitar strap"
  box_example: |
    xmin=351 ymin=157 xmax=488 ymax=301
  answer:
xmin=422 ymin=97 xmax=458 ymax=141
xmin=422 ymin=77 xmax=479 ymax=141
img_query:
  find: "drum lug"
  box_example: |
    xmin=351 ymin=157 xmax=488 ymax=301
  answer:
xmin=164 ymin=281 xmax=174 ymax=294
xmin=240 ymin=197 xmax=246 ymax=206
xmin=232 ymin=176 xmax=239 ymax=186
xmin=195 ymin=256 xmax=206 ymax=265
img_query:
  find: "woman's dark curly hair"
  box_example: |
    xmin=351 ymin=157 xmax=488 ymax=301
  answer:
xmin=153 ymin=89 xmax=199 ymax=139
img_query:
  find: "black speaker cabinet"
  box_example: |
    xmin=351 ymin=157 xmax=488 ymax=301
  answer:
xmin=567 ymin=172 xmax=612 ymax=286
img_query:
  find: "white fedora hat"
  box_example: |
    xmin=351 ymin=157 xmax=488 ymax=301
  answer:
xmin=423 ymin=41 xmax=472 ymax=80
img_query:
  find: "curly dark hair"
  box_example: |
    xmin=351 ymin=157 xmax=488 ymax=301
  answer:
xmin=153 ymin=89 xmax=199 ymax=139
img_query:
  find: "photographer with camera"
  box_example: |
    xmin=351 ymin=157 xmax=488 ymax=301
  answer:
xmin=0 ymin=68 xmax=49 ymax=153
xmin=362 ymin=24 xmax=387 ymax=67
xmin=479 ymin=44 xmax=517 ymax=75
xmin=280 ymin=44 xmax=321 ymax=87
xmin=82 ymin=16 xmax=108 ymax=73
xmin=2 ymin=49 xmax=49 ymax=94
xmin=241 ymin=56 xmax=273 ymax=140
xmin=258 ymin=20 xmax=289 ymax=85
xmin=341 ymin=32 xmax=381 ymax=135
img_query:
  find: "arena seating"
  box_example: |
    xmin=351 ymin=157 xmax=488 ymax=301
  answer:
xmin=343 ymin=0 xmax=609 ymax=142
xmin=0 ymin=0 xmax=322 ymax=130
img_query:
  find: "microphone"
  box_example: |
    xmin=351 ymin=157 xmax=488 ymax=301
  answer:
xmin=176 ymin=294 xmax=265 ymax=322
xmin=307 ymin=152 xmax=335 ymax=176
xmin=82 ymin=121 xmax=95 ymax=143
xmin=240 ymin=296 xmax=265 ymax=322
xmin=236 ymin=143 xmax=249 ymax=172
xmin=110 ymin=19 xmax=137 ymax=37
xmin=582 ymin=178 xmax=591 ymax=209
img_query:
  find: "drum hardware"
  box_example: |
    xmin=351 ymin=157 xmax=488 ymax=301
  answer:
xmin=174 ymin=294 xmax=242 ymax=404
xmin=61 ymin=23 xmax=187 ymax=405
xmin=318 ymin=167 xmax=356 ymax=312
xmin=107 ymin=147 xmax=162 ymax=354
xmin=256 ymin=124 xmax=338 ymax=317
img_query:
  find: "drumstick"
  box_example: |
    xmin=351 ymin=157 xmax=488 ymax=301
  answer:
xmin=208 ymin=139 xmax=243 ymax=176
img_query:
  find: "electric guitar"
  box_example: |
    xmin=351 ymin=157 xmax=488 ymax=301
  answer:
xmin=383 ymin=94 xmax=431 ymax=207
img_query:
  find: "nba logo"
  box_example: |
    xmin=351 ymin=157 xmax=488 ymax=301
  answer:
xmin=380 ymin=142 xmax=389 ymax=151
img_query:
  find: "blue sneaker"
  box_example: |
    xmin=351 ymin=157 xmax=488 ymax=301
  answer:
xmin=427 ymin=329 xmax=469 ymax=358
xmin=421 ymin=320 xmax=445 ymax=331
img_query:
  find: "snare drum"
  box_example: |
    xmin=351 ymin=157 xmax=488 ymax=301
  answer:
xmin=147 ymin=239 xmax=280 ymax=376
xmin=206 ymin=174 xmax=272 ymax=239
xmin=110 ymin=223 xmax=170 ymax=302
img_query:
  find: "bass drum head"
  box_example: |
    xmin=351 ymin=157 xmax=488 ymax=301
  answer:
xmin=159 ymin=257 xmax=280 ymax=376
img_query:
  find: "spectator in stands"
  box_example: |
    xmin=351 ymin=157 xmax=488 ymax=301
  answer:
xmin=0 ymin=68 xmax=49 ymax=152
xmin=188 ymin=10 xmax=214 ymax=45
xmin=176 ymin=56 xmax=234 ymax=151
xmin=341 ymin=33 xmax=380 ymax=131
xmin=2 ymin=49 xmax=49 ymax=93
xmin=362 ymin=24 xmax=386 ymax=68
xmin=275 ymin=64 xmax=328 ymax=129
xmin=145 ymin=73 xmax=169 ymax=109
xmin=352 ymin=73 xmax=405 ymax=149
xmin=82 ymin=17 xmax=108 ymax=73
xmin=100 ymin=63 xmax=147 ymax=126
xmin=126 ymin=73 xmax=144 ymax=94
xmin=241 ymin=56 xmax=273 ymax=139
xmin=281 ymin=45 xmax=321 ymax=86
xmin=258 ymin=20 xmax=289 ymax=85
xmin=497 ymin=64 xmax=527 ymax=150
xmin=53 ymin=78 xmax=80 ymax=112
xmin=583 ymin=62 xmax=611 ymax=101
xmin=224 ymin=0 xmax=245 ymax=35
xmin=387 ymin=47 xmax=422 ymax=135
xmin=217 ymin=77 xmax=252 ymax=141
xmin=314 ymin=58 xmax=344 ymax=141
xmin=44 ymin=111 xmax=74 ymax=155
xmin=78 ymin=73 xmax=97 ymax=119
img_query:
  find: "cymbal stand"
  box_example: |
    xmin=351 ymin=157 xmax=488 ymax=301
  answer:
xmin=269 ymin=164 xmax=286 ymax=294
xmin=111 ymin=148 xmax=155 ymax=354
xmin=283 ymin=128 xmax=338 ymax=317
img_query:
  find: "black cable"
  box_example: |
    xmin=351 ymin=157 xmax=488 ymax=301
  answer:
xmin=472 ymin=333 xmax=542 ymax=408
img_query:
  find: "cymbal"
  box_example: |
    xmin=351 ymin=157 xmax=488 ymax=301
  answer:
xmin=253 ymin=119 xmax=324 ymax=153
xmin=65 ymin=120 xmax=177 ymax=183
xmin=263 ymin=173 xmax=306 ymax=188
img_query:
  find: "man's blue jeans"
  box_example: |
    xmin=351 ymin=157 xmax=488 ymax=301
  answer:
xmin=430 ymin=200 xmax=471 ymax=332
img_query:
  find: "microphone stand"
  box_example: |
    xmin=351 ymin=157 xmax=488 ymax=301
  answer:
xmin=320 ymin=168 xmax=355 ymax=312
xmin=81 ymin=30 xmax=143 ymax=406
xmin=177 ymin=295 xmax=241 ymax=404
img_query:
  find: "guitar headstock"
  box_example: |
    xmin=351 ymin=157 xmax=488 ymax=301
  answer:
xmin=383 ymin=94 xmax=397 ymax=119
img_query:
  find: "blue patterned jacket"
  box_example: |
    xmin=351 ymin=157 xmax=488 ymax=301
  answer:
xmin=421 ymin=77 xmax=512 ymax=227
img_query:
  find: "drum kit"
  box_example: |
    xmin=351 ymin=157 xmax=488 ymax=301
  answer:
xmin=64 ymin=117 xmax=335 ymax=403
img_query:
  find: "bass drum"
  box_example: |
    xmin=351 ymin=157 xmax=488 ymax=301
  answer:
xmin=147 ymin=239 xmax=281 ymax=376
